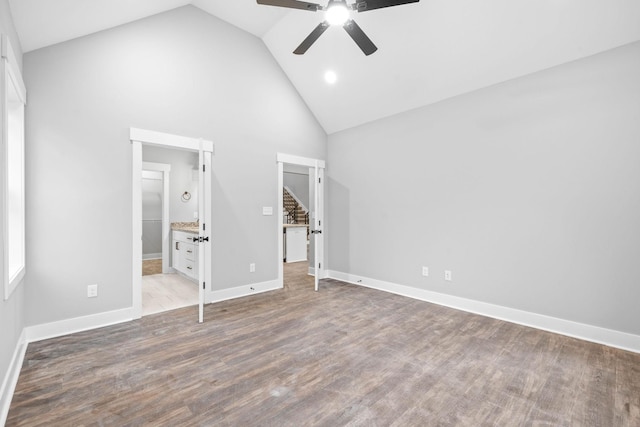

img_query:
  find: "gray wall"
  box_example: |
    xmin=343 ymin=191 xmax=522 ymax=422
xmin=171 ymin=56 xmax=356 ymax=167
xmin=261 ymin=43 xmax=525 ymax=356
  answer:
xmin=0 ymin=0 xmax=25 ymax=408
xmin=23 ymin=5 xmax=326 ymax=326
xmin=143 ymin=146 xmax=199 ymax=224
xmin=142 ymin=146 xmax=200 ymax=258
xmin=327 ymin=42 xmax=640 ymax=336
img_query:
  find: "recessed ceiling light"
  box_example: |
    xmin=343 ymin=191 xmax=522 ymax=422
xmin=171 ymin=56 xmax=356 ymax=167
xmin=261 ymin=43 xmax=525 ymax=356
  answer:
xmin=324 ymin=70 xmax=338 ymax=84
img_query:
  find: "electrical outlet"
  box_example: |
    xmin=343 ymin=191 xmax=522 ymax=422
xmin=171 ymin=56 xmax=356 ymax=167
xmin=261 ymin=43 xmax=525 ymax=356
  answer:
xmin=422 ymin=266 xmax=429 ymax=277
xmin=249 ymin=263 xmax=256 ymax=273
xmin=445 ymin=270 xmax=452 ymax=281
xmin=87 ymin=284 xmax=98 ymax=298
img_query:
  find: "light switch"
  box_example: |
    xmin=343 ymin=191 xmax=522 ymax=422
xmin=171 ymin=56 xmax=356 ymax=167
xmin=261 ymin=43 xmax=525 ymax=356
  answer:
xmin=263 ymin=207 xmax=273 ymax=216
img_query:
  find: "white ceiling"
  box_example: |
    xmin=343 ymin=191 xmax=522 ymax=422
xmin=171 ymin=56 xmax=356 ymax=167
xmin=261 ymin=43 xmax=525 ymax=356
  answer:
xmin=8 ymin=0 xmax=640 ymax=134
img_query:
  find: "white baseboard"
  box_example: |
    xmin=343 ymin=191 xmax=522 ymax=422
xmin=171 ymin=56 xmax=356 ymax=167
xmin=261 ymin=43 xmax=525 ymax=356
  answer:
xmin=142 ymin=253 xmax=162 ymax=260
xmin=208 ymin=279 xmax=281 ymax=304
xmin=26 ymin=308 xmax=135 ymax=343
xmin=327 ymin=270 xmax=640 ymax=354
xmin=0 ymin=328 xmax=27 ymax=427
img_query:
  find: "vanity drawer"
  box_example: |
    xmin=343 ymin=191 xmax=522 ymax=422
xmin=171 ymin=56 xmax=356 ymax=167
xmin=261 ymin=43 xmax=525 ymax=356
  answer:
xmin=183 ymin=260 xmax=195 ymax=274
xmin=173 ymin=230 xmax=198 ymax=243
xmin=184 ymin=245 xmax=197 ymax=262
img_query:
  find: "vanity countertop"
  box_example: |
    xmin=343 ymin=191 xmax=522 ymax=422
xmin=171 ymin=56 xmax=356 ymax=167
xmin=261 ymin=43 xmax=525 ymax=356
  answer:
xmin=171 ymin=222 xmax=199 ymax=233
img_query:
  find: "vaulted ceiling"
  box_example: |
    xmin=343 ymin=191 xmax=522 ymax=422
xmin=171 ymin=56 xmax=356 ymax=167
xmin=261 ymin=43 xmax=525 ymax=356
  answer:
xmin=8 ymin=0 xmax=640 ymax=134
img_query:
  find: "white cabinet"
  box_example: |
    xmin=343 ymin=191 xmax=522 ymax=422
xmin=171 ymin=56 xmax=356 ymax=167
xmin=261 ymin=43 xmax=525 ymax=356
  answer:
xmin=284 ymin=225 xmax=308 ymax=263
xmin=172 ymin=230 xmax=198 ymax=280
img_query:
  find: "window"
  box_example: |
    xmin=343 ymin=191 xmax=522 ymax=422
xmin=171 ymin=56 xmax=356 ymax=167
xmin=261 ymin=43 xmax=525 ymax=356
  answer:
xmin=2 ymin=35 xmax=26 ymax=300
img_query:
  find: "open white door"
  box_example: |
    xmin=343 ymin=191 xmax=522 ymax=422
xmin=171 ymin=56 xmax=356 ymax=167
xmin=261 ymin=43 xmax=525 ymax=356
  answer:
xmin=198 ymin=146 xmax=212 ymax=323
xmin=313 ymin=164 xmax=324 ymax=291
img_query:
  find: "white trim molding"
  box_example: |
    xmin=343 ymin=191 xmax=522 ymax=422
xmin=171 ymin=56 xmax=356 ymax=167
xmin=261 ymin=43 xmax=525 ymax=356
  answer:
xmin=327 ymin=270 xmax=640 ymax=354
xmin=0 ymin=329 xmax=26 ymax=426
xmin=130 ymin=128 xmax=213 ymax=153
xmin=208 ymin=279 xmax=281 ymax=304
xmin=25 ymin=308 xmax=134 ymax=344
xmin=276 ymin=153 xmax=325 ymax=169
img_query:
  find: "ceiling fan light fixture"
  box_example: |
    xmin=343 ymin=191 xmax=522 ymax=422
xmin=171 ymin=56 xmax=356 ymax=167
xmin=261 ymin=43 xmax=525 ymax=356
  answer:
xmin=326 ymin=1 xmax=350 ymax=26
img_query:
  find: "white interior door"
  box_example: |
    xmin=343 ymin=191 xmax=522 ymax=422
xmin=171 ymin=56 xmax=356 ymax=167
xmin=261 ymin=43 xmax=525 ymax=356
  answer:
xmin=198 ymin=146 xmax=212 ymax=323
xmin=313 ymin=165 xmax=324 ymax=291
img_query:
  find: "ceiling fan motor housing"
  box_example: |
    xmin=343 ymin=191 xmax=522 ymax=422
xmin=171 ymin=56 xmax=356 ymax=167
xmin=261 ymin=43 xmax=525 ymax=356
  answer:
xmin=256 ymin=0 xmax=420 ymax=55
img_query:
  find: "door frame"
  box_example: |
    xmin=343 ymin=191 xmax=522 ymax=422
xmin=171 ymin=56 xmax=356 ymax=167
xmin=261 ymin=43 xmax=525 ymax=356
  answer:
xmin=141 ymin=162 xmax=171 ymax=274
xmin=276 ymin=153 xmax=325 ymax=289
xmin=131 ymin=128 xmax=214 ymax=320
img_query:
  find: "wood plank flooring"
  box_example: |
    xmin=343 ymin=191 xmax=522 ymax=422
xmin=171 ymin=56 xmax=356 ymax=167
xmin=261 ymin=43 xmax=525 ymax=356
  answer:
xmin=7 ymin=262 xmax=640 ymax=426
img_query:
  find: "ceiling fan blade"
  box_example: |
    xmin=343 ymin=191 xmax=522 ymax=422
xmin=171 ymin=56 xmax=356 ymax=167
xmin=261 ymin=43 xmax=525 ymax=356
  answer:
xmin=343 ymin=19 xmax=377 ymax=55
xmin=257 ymin=0 xmax=322 ymax=11
xmin=354 ymin=0 xmax=419 ymax=12
xmin=294 ymin=21 xmax=330 ymax=54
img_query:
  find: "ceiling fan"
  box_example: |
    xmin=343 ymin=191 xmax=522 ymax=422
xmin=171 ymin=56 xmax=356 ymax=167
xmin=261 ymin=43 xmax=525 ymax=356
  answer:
xmin=256 ymin=0 xmax=420 ymax=55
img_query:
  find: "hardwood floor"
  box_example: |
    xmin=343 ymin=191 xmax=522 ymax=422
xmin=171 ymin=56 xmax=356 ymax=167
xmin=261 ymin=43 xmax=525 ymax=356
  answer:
xmin=7 ymin=262 xmax=640 ymax=426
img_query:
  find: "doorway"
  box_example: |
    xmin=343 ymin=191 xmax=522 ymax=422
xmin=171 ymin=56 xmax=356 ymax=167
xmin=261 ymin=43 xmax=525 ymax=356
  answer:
xmin=141 ymin=162 xmax=170 ymax=276
xmin=140 ymin=151 xmax=199 ymax=317
xmin=131 ymin=128 xmax=213 ymax=323
xmin=282 ymin=164 xmax=311 ymax=289
xmin=277 ymin=154 xmax=326 ymax=291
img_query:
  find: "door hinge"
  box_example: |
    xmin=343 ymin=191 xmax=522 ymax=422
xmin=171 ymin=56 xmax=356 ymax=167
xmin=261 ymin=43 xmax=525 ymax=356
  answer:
xmin=203 ymin=223 xmax=206 ymax=231
xmin=319 ymin=220 xmax=321 ymax=226
xmin=318 ymin=263 xmax=321 ymax=269
xmin=203 ymin=281 xmax=205 ymax=290
xmin=318 ymin=177 xmax=321 ymax=183
xmin=203 ymin=165 xmax=206 ymax=172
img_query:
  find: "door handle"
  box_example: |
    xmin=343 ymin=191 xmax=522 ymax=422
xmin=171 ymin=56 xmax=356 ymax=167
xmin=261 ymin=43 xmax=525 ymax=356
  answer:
xmin=310 ymin=230 xmax=322 ymax=234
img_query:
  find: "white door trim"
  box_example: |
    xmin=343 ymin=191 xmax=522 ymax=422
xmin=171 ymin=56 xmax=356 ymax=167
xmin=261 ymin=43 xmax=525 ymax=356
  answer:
xmin=131 ymin=128 xmax=213 ymax=320
xmin=277 ymin=153 xmax=325 ymax=169
xmin=131 ymin=128 xmax=214 ymax=153
xmin=313 ymin=165 xmax=324 ymax=291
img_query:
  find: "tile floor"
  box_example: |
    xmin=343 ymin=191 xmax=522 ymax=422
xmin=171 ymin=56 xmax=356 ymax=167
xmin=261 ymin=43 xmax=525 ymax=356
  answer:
xmin=141 ymin=273 xmax=198 ymax=316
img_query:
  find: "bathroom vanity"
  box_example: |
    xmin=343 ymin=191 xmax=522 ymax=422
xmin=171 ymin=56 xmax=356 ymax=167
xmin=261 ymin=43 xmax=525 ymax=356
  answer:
xmin=171 ymin=225 xmax=199 ymax=281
